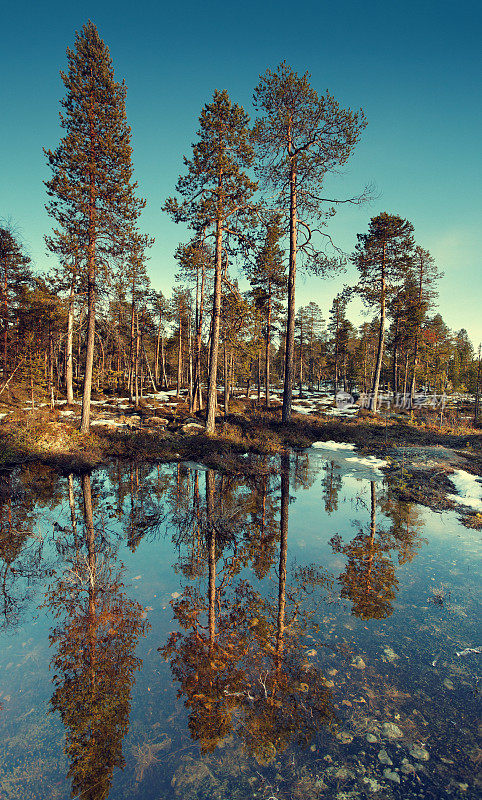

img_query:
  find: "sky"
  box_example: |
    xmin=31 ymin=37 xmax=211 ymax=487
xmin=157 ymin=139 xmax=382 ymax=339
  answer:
xmin=1 ymin=0 xmax=481 ymax=344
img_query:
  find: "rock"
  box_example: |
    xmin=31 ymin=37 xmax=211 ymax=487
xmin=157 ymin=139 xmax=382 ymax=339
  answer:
xmin=383 ymin=769 xmax=400 ymax=783
xmin=378 ymin=749 xmax=393 ymax=765
xmin=409 ymin=743 xmax=429 ymax=761
xmin=443 ymin=678 xmax=455 ymax=690
xmin=351 ymin=655 xmax=366 ymax=670
xmin=306 ymin=649 xmax=317 ymax=656
xmin=334 ymin=767 xmax=355 ymax=780
xmin=383 ymin=646 xmax=400 ymax=663
xmin=401 ymin=758 xmax=416 ymax=774
xmin=181 ymin=422 xmax=205 ymax=434
xmin=363 ymin=777 xmax=382 ymax=792
xmin=381 ymin=722 xmax=403 ymax=740
xmin=366 ymin=734 xmax=378 ymax=744
xmin=335 ymin=730 xmax=353 ymax=744
xmin=145 ymin=416 xmax=165 ymax=426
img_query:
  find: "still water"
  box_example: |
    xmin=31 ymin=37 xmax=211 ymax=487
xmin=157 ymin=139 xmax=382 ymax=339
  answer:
xmin=0 ymin=449 xmax=480 ymax=800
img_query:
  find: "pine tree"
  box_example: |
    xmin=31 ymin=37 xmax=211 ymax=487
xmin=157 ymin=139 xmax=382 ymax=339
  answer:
xmin=164 ymin=90 xmax=258 ymax=433
xmin=352 ymin=213 xmax=415 ymax=411
xmin=247 ymin=212 xmax=286 ymax=408
xmin=0 ymin=226 xmax=32 ymax=376
xmin=45 ymin=21 xmax=147 ymax=433
xmin=253 ymin=62 xmax=367 ymax=422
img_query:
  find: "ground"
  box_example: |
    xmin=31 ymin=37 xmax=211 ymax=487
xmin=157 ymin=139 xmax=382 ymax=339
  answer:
xmin=0 ymin=385 xmax=480 ymax=529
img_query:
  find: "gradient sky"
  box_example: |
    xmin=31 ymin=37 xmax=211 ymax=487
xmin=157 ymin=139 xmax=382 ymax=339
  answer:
xmin=1 ymin=0 xmax=480 ymax=344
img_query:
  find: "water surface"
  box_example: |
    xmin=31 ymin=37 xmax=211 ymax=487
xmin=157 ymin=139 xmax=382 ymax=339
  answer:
xmin=0 ymin=450 xmax=480 ymax=799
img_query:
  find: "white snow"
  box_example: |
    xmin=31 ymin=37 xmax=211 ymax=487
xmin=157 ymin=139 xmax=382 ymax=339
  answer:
xmin=292 ymin=404 xmax=316 ymax=414
xmin=346 ymin=455 xmax=388 ymax=470
xmin=312 ymin=441 xmax=356 ymax=451
xmin=448 ymin=469 xmax=482 ymax=512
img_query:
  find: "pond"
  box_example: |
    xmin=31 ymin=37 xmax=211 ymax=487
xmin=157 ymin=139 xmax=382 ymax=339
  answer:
xmin=0 ymin=448 xmax=480 ymax=799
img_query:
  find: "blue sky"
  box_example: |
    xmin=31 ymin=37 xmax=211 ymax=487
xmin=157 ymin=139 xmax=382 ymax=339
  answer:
xmin=1 ymin=0 xmax=480 ymax=344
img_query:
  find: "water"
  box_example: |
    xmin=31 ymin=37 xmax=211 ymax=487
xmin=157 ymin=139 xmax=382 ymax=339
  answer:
xmin=0 ymin=451 xmax=480 ymax=799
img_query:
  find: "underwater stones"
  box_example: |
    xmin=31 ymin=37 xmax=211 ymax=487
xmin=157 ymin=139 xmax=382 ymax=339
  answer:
xmin=306 ymin=649 xmax=317 ymax=656
xmin=401 ymin=758 xmax=416 ymax=774
xmin=381 ymin=722 xmax=403 ymax=740
xmin=334 ymin=767 xmax=356 ymax=780
xmin=335 ymin=730 xmax=354 ymax=744
xmin=377 ymin=749 xmax=393 ymax=765
xmin=409 ymin=743 xmax=429 ymax=761
xmin=383 ymin=768 xmax=401 ymax=783
xmin=366 ymin=734 xmax=378 ymax=744
xmin=382 ymin=646 xmax=400 ymax=663
xmin=351 ymin=655 xmax=366 ymax=670
xmin=363 ymin=777 xmax=382 ymax=792
xmin=443 ymin=678 xmax=455 ymax=690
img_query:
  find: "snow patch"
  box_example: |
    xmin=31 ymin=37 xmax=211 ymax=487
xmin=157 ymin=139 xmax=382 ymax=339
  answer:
xmin=346 ymin=455 xmax=388 ymax=470
xmin=448 ymin=470 xmax=482 ymax=512
xmin=312 ymin=441 xmax=356 ymax=451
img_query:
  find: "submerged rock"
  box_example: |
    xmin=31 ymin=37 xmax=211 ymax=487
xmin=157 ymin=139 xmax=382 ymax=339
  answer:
xmin=377 ymin=749 xmax=393 ymax=765
xmin=335 ymin=730 xmax=354 ymax=744
xmin=351 ymin=655 xmax=366 ymax=670
xmin=363 ymin=777 xmax=382 ymax=792
xmin=383 ymin=646 xmax=400 ymax=663
xmin=409 ymin=743 xmax=429 ymax=761
xmin=383 ymin=768 xmax=401 ymax=783
xmin=381 ymin=722 xmax=403 ymax=740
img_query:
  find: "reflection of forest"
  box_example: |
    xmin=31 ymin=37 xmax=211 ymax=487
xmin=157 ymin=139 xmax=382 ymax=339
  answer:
xmin=330 ymin=480 xmax=426 ymax=619
xmin=160 ymin=455 xmax=335 ymax=763
xmin=0 ymin=455 xmax=428 ymax=796
xmin=45 ymin=474 xmax=148 ymax=800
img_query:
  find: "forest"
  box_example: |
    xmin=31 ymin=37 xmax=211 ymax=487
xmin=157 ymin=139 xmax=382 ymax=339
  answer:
xmin=1 ymin=13 xmax=482 ymax=800
xmin=1 ymin=21 xmax=480 ymax=447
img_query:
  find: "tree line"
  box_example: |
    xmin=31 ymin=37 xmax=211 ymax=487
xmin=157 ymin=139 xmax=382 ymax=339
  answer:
xmin=1 ymin=22 xmax=480 ymax=431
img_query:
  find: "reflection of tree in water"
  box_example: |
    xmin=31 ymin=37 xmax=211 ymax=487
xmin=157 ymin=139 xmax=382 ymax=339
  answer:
xmin=46 ymin=474 xmax=148 ymax=800
xmin=330 ymin=481 xmax=425 ymax=620
xmin=0 ymin=467 xmax=54 ymax=630
xmin=160 ymin=455 xmax=335 ymax=768
xmin=321 ymin=459 xmax=343 ymax=513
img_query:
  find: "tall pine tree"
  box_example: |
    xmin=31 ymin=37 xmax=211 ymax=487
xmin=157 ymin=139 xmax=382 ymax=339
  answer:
xmin=45 ymin=21 xmax=147 ymax=432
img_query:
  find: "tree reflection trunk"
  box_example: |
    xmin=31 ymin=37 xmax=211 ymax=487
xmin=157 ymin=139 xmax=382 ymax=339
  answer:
xmin=206 ymin=469 xmax=216 ymax=646
xmin=276 ymin=453 xmax=289 ymax=664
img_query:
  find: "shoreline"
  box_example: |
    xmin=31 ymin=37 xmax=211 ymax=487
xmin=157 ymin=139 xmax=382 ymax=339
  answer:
xmin=1 ymin=392 xmax=481 ymax=529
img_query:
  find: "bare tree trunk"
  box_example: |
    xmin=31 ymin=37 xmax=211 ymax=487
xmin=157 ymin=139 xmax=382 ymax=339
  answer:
xmin=80 ymin=264 xmax=96 ymax=433
xmin=188 ymin=313 xmax=193 ymax=412
xmin=176 ymin=312 xmax=182 ymax=399
xmin=206 ymin=211 xmax=223 ymax=434
xmin=134 ymin=312 xmax=140 ymax=407
xmin=265 ymin=289 xmax=271 ymax=410
xmin=128 ymin=298 xmax=135 ymax=402
xmin=66 ymin=275 xmax=75 ymax=404
xmin=282 ymin=158 xmax=297 ymax=423
xmin=370 ymin=242 xmax=386 ymax=412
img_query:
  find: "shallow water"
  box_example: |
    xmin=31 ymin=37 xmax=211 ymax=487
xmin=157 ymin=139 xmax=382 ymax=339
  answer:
xmin=0 ymin=451 xmax=480 ymax=800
